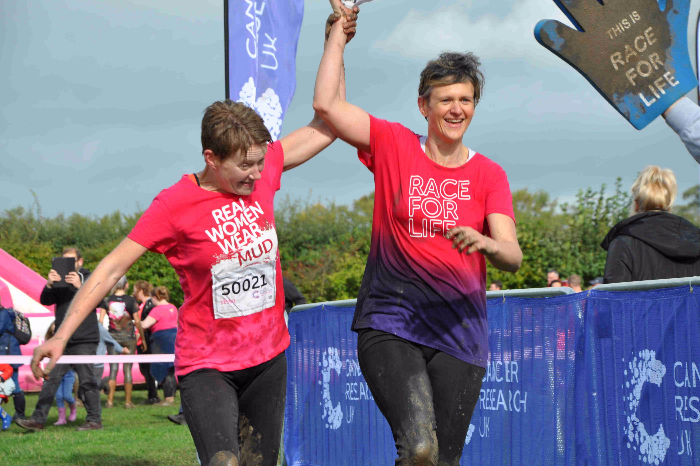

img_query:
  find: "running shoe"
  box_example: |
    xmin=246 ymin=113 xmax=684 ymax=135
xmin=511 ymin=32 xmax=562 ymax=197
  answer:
xmin=1 ymin=408 xmax=13 ymax=431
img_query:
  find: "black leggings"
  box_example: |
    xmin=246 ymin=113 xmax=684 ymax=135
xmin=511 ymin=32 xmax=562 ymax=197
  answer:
xmin=358 ymin=329 xmax=485 ymax=466
xmin=179 ymin=352 xmax=287 ymax=466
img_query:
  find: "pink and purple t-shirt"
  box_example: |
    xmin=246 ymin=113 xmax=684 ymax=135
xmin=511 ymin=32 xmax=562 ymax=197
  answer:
xmin=128 ymin=141 xmax=289 ymax=377
xmin=352 ymin=116 xmax=515 ymax=368
xmin=148 ymin=304 xmax=178 ymax=333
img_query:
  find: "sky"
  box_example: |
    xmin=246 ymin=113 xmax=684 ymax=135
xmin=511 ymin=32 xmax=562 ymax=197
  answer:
xmin=2 ymin=0 xmax=700 ymax=218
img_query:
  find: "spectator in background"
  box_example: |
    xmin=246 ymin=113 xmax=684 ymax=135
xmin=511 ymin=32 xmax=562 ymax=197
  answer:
xmin=99 ymin=276 xmax=145 ymax=409
xmin=132 ymin=280 xmax=159 ymax=405
xmin=568 ymin=275 xmax=583 ymax=293
xmin=140 ymin=286 xmax=178 ymax=406
xmin=0 ymin=300 xmax=26 ymax=422
xmin=601 ymin=166 xmax=700 ymax=283
xmin=550 ymin=280 xmax=563 ymax=288
xmin=18 ymin=247 xmax=103 ymax=432
xmin=283 ymin=277 xmax=307 ymax=312
xmin=488 ymin=280 xmax=503 ymax=291
xmin=85 ymin=322 xmax=130 ymax=401
xmin=44 ymin=322 xmax=77 ymax=426
xmin=547 ymin=269 xmax=559 ymax=286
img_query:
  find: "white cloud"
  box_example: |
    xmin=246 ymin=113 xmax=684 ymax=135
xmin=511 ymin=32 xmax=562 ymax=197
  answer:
xmin=372 ymin=0 xmax=573 ymax=63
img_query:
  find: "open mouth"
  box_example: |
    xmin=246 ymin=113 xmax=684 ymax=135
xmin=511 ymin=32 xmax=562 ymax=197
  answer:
xmin=444 ymin=119 xmax=464 ymax=127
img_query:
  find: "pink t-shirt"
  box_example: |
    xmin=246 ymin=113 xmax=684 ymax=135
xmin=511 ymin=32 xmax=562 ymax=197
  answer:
xmin=128 ymin=141 xmax=289 ymax=376
xmin=149 ymin=304 xmax=178 ymax=333
xmin=352 ymin=116 xmax=515 ymax=367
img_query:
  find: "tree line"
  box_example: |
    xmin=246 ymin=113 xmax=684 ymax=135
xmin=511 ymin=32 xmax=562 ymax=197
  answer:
xmin=2 ymin=182 xmax=698 ymax=307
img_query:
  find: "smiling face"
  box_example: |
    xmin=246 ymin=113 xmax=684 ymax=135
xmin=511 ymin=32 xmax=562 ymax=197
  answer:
xmin=209 ymin=144 xmax=267 ymax=196
xmin=419 ymin=81 xmax=475 ymax=144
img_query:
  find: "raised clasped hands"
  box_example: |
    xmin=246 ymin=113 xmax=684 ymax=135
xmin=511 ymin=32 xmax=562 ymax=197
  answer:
xmin=326 ymin=3 xmax=359 ymax=44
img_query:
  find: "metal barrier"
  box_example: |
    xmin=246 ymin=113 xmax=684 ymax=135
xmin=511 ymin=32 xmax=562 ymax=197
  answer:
xmin=594 ymin=275 xmax=700 ymax=291
xmin=289 ymin=276 xmax=700 ymax=313
xmin=290 ymin=287 xmax=575 ymax=314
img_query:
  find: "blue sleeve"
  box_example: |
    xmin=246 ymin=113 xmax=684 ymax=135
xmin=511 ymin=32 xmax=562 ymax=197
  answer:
xmin=665 ymin=97 xmax=700 ymax=164
xmin=0 ymin=310 xmax=12 ymax=335
xmin=99 ymin=325 xmax=124 ymax=353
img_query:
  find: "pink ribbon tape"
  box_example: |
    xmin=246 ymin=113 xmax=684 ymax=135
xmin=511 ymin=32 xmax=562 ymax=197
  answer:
xmin=0 ymin=355 xmax=175 ymax=364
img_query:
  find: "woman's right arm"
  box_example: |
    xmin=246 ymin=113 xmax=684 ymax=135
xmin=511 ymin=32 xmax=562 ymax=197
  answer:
xmin=140 ymin=315 xmax=156 ymax=330
xmin=313 ymin=14 xmax=371 ymax=153
xmin=31 ymin=237 xmax=148 ymax=379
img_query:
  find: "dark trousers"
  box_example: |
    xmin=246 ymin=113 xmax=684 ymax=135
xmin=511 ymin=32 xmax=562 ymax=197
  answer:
xmin=137 ymin=341 xmax=158 ymax=399
xmin=179 ymin=352 xmax=287 ymax=466
xmin=162 ymin=367 xmax=177 ymax=399
xmin=31 ymin=343 xmax=101 ymax=424
xmin=358 ymin=329 xmax=485 ymax=466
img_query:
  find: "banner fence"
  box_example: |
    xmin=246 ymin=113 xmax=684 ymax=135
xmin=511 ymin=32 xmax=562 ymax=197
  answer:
xmin=284 ymin=286 xmax=700 ymax=466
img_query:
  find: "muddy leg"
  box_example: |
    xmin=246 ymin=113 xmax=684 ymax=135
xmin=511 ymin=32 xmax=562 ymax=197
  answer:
xmin=427 ymin=353 xmax=485 ymax=466
xmin=237 ymin=353 xmax=287 ymax=466
xmin=208 ymin=451 xmax=239 ymax=466
xmin=357 ymin=329 xmax=438 ymax=466
xmin=180 ymin=369 xmax=240 ymax=466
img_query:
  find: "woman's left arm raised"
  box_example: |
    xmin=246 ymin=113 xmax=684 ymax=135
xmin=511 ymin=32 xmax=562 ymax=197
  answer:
xmin=281 ymin=10 xmax=358 ymax=171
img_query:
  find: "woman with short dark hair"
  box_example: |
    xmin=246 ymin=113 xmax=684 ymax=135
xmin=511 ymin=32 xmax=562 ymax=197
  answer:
xmin=313 ymin=16 xmax=522 ymax=466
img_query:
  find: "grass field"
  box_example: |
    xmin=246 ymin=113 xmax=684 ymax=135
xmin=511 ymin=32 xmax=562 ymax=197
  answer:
xmin=0 ymin=391 xmax=200 ymax=466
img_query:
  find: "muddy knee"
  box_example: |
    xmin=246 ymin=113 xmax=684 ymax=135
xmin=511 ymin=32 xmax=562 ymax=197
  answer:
xmin=208 ymin=450 xmax=239 ymax=466
xmin=403 ymin=439 xmax=438 ymax=466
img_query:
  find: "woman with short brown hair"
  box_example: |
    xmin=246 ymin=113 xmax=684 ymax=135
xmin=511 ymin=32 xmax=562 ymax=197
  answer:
xmin=31 ymin=12 xmax=360 ymax=466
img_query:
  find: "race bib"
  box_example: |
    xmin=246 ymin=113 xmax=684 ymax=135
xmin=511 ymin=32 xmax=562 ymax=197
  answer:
xmin=211 ymin=229 xmax=278 ymax=319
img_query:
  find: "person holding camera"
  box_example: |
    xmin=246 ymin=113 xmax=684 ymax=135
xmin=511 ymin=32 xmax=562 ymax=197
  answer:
xmin=16 ymin=247 xmax=103 ymax=432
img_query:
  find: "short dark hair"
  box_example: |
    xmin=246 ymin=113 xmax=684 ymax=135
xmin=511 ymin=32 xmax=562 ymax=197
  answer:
xmin=201 ymin=100 xmax=272 ymax=161
xmin=62 ymin=247 xmax=82 ymax=260
xmin=418 ymin=52 xmax=485 ymax=105
xmin=491 ymin=280 xmax=503 ymax=289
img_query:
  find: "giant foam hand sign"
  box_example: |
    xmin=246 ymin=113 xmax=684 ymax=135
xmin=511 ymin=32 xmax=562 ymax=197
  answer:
xmin=535 ymin=0 xmax=698 ymax=130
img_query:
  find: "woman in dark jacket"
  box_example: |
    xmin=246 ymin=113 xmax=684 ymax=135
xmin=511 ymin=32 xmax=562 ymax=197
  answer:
xmin=601 ymin=166 xmax=700 ymax=283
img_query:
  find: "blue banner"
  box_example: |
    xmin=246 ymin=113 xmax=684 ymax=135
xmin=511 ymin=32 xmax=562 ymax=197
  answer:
xmin=285 ymin=287 xmax=700 ymax=466
xmin=226 ymin=0 xmax=304 ymax=140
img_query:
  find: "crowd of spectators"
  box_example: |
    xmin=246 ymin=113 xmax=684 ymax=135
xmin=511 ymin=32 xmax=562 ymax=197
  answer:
xmin=0 ymin=256 xmax=311 ymax=434
xmin=0 ymin=247 xmax=183 ymax=432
